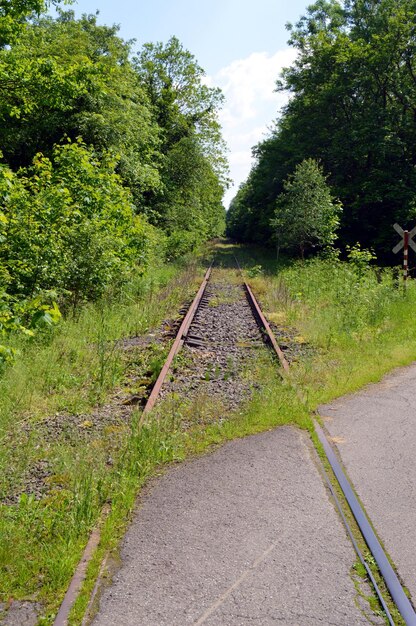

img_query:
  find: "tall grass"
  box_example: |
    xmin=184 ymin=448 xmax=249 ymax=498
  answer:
xmin=2 ymin=243 xmax=413 ymax=624
xmin=250 ymin=250 xmax=416 ymax=406
xmin=0 ymin=261 xmax=195 ymax=433
xmin=0 ymin=254 xmax=205 ymax=620
xmin=280 ymin=256 xmax=403 ymax=340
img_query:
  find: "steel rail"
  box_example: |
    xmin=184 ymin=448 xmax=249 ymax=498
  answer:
xmin=243 ymin=281 xmax=290 ymax=372
xmin=315 ymin=421 xmax=416 ymax=625
xmin=316 ymin=440 xmax=395 ymax=625
xmin=234 ymin=254 xmax=414 ymax=623
xmin=139 ymin=265 xmax=212 ymax=422
xmin=234 ymin=256 xmax=290 ymax=372
xmin=53 ymin=528 xmax=101 ymax=626
xmin=54 ymin=258 xmax=292 ymax=625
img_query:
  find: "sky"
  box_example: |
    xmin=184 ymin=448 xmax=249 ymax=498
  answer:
xmin=53 ymin=0 xmax=311 ymax=206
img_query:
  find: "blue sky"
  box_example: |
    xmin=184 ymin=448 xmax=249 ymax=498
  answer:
xmin=56 ymin=0 xmax=312 ymax=205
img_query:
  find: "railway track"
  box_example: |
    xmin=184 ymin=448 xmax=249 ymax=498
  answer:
xmin=140 ymin=260 xmax=288 ymax=423
xmin=54 ymin=259 xmax=416 ymax=626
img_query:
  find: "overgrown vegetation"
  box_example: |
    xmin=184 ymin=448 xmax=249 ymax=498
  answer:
xmin=1 ymin=238 xmax=413 ymax=624
xmin=0 ymin=3 xmax=227 ymax=364
xmin=227 ymin=0 xmax=416 ymax=261
xmin=0 ymin=253 xmax=206 ymax=621
xmin=73 ymin=242 xmax=414 ymax=626
xmin=0 ymin=1 xmax=229 ymax=620
xmin=1 ymin=0 xmax=415 ymax=622
xmin=235 ymin=244 xmax=416 ymax=407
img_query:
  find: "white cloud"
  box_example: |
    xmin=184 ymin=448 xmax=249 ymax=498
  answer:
xmin=207 ymin=48 xmax=297 ymax=208
xmin=229 ymin=150 xmax=253 ymax=167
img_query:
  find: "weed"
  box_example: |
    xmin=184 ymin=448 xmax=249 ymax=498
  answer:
xmin=204 ymin=364 xmax=213 ymax=381
xmin=246 ymin=264 xmax=263 ymax=278
xmin=0 ymin=253 xmax=206 ymax=620
xmin=2 ymin=242 xmax=414 ymax=625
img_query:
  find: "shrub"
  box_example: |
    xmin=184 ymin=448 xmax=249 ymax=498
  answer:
xmin=0 ymin=140 xmax=154 ymax=305
xmin=165 ymin=230 xmax=199 ymax=260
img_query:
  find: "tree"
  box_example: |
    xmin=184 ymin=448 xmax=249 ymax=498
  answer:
xmin=134 ymin=36 xmax=227 ymax=242
xmin=230 ymin=0 xmax=416 ymax=258
xmin=0 ymin=12 xmax=228 ymax=283
xmin=0 ymin=12 xmax=162 ymax=212
xmin=271 ymin=159 xmax=342 ymax=258
xmin=0 ymin=0 xmax=69 ymax=46
xmin=134 ymin=37 xmax=224 ymax=151
xmin=279 ymin=0 xmax=416 ymax=255
xmin=0 ymin=6 xmax=230 ymax=367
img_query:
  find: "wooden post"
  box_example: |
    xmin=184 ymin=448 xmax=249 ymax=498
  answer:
xmin=404 ymin=230 xmax=409 ymax=283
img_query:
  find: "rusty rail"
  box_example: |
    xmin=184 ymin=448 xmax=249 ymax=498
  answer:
xmin=139 ymin=265 xmax=212 ymax=422
xmin=54 ymin=259 xmax=292 ymax=625
xmin=235 ymin=254 xmax=415 ymax=623
xmin=243 ymin=281 xmax=290 ymax=372
xmin=234 ymin=256 xmax=289 ymax=372
xmin=53 ymin=505 xmax=110 ymax=626
xmin=53 ymin=266 xmax=212 ymax=625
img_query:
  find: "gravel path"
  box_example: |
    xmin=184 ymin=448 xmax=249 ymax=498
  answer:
xmin=92 ymin=427 xmax=382 ymax=625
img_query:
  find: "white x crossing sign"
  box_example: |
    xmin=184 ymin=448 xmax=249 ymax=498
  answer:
xmin=393 ymin=223 xmax=416 ymax=254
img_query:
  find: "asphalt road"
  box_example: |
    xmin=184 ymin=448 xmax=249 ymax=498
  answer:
xmin=320 ymin=363 xmax=416 ymax=605
xmin=92 ymin=427 xmax=381 ymax=625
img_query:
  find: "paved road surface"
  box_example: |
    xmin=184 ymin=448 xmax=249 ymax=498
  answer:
xmin=320 ymin=363 xmax=416 ymax=604
xmin=92 ymin=427 xmax=380 ymax=625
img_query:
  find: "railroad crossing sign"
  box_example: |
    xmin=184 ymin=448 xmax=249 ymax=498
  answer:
xmin=393 ymin=223 xmax=416 ymax=281
xmin=392 ymin=223 xmax=416 ymax=254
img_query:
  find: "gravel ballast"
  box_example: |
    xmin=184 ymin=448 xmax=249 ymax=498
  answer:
xmin=159 ymin=270 xmax=265 ymax=411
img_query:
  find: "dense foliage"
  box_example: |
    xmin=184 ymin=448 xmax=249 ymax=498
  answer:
xmin=270 ymin=158 xmax=342 ymax=257
xmin=0 ymin=6 xmax=227 ymax=362
xmin=227 ymin=0 xmax=416 ymax=259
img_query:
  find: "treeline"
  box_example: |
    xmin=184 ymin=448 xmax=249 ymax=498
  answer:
xmin=0 ymin=0 xmax=227 ymax=359
xmin=227 ymin=0 xmax=416 ymax=260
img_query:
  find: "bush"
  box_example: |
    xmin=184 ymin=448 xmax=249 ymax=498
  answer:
xmin=280 ymin=252 xmax=401 ymax=342
xmin=0 ymin=140 xmax=155 ymax=305
xmin=165 ymin=230 xmax=200 ymax=260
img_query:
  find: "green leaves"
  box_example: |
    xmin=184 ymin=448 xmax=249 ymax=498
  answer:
xmin=134 ymin=36 xmax=227 ymax=240
xmin=229 ymin=0 xmax=416 ymax=257
xmin=271 ymin=159 xmax=342 ymax=257
xmin=0 ymin=141 xmax=156 ymax=305
xmin=0 ymin=0 xmax=72 ymax=47
xmin=30 ymin=300 xmax=61 ymax=328
xmin=0 ymin=14 xmax=226 ymax=248
xmin=0 ymin=12 xmax=228 ymax=373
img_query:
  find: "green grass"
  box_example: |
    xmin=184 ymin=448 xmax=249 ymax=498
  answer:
xmin=245 ymin=249 xmax=416 ymax=411
xmin=2 ymin=241 xmax=414 ymax=624
xmin=0 ymin=262 xmax=192 ymax=428
xmin=0 ymin=253 xmax=208 ymax=621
